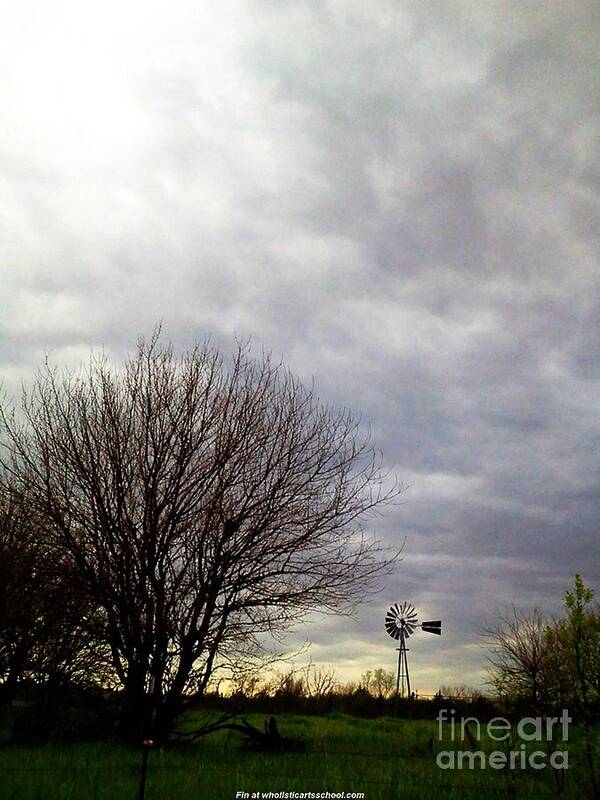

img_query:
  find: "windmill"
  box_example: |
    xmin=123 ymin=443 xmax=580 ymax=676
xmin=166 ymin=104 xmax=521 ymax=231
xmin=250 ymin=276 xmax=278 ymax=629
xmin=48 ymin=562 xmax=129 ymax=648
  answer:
xmin=385 ymin=602 xmax=441 ymax=713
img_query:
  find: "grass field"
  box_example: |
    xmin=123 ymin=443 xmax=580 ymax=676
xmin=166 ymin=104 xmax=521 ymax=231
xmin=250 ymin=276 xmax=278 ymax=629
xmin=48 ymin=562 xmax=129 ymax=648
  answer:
xmin=0 ymin=711 xmax=596 ymax=799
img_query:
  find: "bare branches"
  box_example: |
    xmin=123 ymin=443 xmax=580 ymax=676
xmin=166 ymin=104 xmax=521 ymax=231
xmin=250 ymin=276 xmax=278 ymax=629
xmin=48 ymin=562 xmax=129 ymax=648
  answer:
xmin=483 ymin=606 xmax=552 ymax=710
xmin=0 ymin=332 xmax=400 ymax=740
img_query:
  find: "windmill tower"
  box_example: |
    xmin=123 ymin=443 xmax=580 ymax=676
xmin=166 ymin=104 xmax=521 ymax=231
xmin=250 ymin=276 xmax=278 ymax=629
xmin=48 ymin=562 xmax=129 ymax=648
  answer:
xmin=385 ymin=602 xmax=442 ymax=714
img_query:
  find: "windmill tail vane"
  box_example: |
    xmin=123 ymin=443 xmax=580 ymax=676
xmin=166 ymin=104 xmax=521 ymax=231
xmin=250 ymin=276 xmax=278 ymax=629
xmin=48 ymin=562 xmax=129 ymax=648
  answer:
xmin=384 ymin=602 xmax=442 ymax=712
xmin=421 ymin=620 xmax=442 ymax=635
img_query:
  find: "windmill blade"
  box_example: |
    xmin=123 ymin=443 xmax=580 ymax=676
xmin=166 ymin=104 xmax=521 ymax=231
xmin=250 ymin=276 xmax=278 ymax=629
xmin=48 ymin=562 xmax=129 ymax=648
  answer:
xmin=385 ymin=615 xmax=402 ymax=639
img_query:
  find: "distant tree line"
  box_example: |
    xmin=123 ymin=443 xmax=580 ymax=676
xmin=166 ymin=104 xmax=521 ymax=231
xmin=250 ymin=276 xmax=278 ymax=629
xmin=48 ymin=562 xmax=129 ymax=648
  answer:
xmin=190 ymin=663 xmax=497 ymax=721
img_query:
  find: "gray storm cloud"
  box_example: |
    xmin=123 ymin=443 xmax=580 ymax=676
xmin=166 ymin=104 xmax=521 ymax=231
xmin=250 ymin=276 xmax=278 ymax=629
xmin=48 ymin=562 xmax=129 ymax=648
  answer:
xmin=1 ymin=0 xmax=598 ymax=690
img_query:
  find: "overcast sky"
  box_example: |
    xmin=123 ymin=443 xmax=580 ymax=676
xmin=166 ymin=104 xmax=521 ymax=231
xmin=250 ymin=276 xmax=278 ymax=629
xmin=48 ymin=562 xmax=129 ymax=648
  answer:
xmin=1 ymin=1 xmax=599 ymax=692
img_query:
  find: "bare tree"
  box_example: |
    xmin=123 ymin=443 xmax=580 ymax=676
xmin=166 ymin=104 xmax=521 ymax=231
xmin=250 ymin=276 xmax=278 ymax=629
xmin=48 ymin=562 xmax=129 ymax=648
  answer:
xmin=302 ymin=662 xmax=338 ymax=700
xmin=358 ymin=667 xmax=395 ymax=699
xmin=336 ymin=681 xmax=357 ymax=696
xmin=227 ymin=671 xmax=264 ymax=699
xmin=371 ymin=667 xmax=395 ymax=699
xmin=484 ymin=606 xmax=552 ymax=711
xmin=270 ymin=667 xmax=306 ymax=699
xmin=437 ymin=685 xmax=486 ymax=701
xmin=359 ymin=670 xmax=373 ymax=694
xmin=0 ymin=332 xmax=399 ymax=741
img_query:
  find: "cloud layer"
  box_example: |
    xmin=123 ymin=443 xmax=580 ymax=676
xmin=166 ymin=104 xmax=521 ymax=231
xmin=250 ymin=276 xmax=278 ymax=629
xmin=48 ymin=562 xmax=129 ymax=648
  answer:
xmin=1 ymin=0 xmax=599 ymax=690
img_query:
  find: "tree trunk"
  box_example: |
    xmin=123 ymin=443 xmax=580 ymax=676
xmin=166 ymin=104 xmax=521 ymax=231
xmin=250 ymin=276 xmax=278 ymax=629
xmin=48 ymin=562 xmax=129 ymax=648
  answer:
xmin=119 ymin=674 xmax=151 ymax=744
xmin=152 ymin=690 xmax=185 ymax=743
xmin=0 ymin=665 xmax=20 ymax=709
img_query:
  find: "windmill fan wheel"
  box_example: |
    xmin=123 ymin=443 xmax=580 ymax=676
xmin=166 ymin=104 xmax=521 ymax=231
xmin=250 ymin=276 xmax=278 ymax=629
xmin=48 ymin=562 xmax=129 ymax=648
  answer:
xmin=385 ymin=602 xmax=418 ymax=640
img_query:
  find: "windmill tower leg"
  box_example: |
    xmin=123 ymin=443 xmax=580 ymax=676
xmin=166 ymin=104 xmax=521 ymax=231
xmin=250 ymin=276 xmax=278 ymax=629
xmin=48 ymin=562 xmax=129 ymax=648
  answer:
xmin=403 ymin=642 xmax=411 ymax=698
xmin=395 ymin=641 xmax=402 ymax=717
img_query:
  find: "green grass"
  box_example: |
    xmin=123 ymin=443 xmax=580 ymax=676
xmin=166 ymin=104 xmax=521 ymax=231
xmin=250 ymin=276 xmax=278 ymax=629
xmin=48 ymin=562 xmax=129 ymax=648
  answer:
xmin=0 ymin=712 xmax=597 ymax=799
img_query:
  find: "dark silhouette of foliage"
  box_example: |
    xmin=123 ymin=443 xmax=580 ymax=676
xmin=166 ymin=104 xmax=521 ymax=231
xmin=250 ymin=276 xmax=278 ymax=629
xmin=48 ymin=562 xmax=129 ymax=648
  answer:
xmin=0 ymin=485 xmax=111 ymax=711
xmin=0 ymin=332 xmax=398 ymax=742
